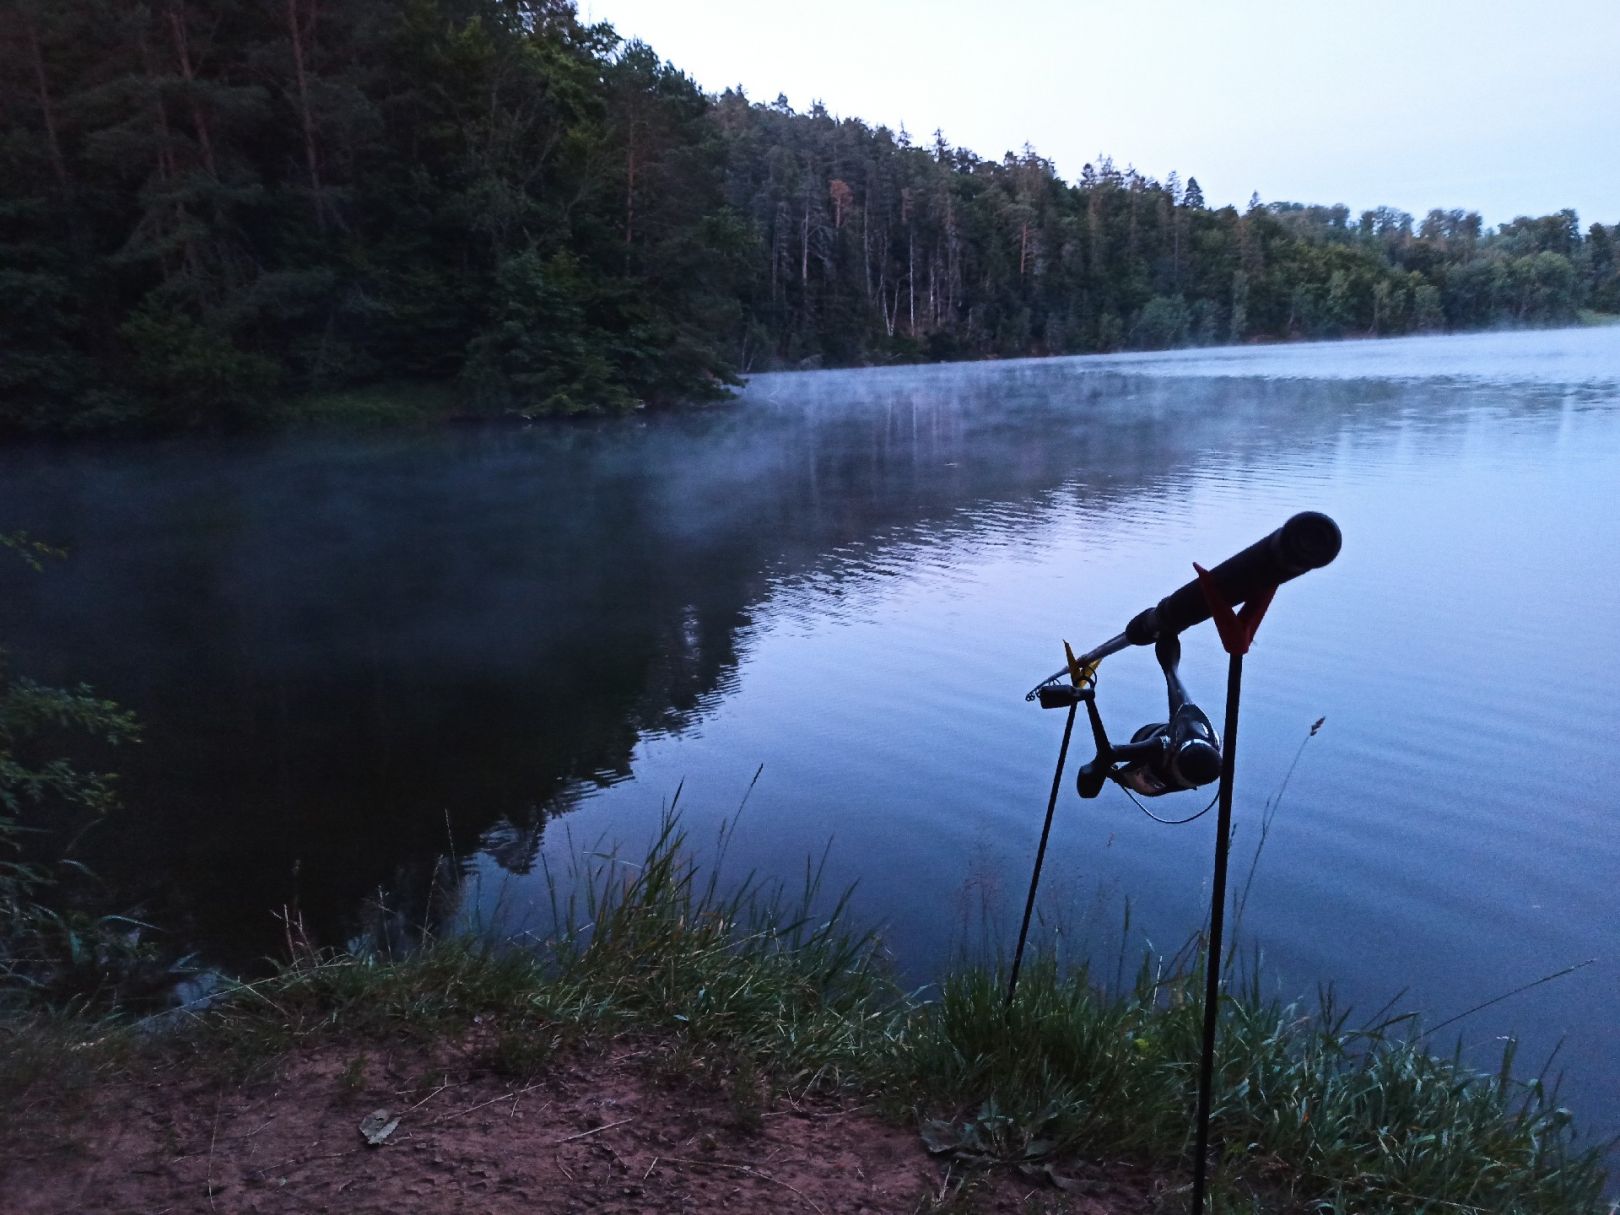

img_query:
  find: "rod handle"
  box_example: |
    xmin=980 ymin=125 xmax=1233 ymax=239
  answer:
xmin=1125 ymin=512 xmax=1341 ymax=644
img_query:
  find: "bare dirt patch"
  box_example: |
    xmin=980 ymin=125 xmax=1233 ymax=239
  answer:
xmin=1 ymin=1034 xmax=1158 ymax=1213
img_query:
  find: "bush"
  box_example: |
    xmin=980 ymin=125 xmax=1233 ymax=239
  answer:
xmin=118 ymin=303 xmax=281 ymax=429
xmin=1 ymin=534 xmax=143 ymax=1006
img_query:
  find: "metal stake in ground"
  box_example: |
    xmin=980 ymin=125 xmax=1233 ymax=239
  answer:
xmin=1006 ymin=699 xmax=1078 ymax=1008
xmin=1188 ymin=648 xmax=1243 ymax=1215
xmin=1186 ymin=561 xmax=1278 ymax=1214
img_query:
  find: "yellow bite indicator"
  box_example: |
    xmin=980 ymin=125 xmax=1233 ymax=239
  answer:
xmin=1063 ymin=640 xmax=1098 ymax=688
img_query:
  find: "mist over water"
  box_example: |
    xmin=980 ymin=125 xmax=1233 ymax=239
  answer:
xmin=3 ymin=326 xmax=1617 ymax=1158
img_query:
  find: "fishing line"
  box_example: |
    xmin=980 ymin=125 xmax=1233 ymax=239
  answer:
xmin=1121 ymin=783 xmax=1218 ymax=825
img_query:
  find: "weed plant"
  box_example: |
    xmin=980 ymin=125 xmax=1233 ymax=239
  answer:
xmin=1 ymin=534 xmax=149 ymax=1011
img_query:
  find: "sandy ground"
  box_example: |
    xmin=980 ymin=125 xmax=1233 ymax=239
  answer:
xmin=1 ymin=1035 xmax=1160 ymax=1214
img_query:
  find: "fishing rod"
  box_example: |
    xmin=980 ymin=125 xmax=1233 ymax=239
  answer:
xmin=1007 ymin=510 xmax=1341 ymax=1215
xmin=1023 ymin=510 xmax=1344 ymax=707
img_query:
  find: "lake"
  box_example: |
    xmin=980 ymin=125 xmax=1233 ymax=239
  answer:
xmin=2 ymin=327 xmax=1617 ymax=1160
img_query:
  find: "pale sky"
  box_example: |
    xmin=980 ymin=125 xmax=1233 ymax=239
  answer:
xmin=581 ymin=0 xmax=1619 ymax=229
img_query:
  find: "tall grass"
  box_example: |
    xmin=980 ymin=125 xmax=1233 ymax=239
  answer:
xmin=893 ymin=955 xmax=1610 ymax=1211
xmin=537 ymin=811 xmax=897 ymax=1082
xmin=192 ymin=813 xmax=897 ymax=1088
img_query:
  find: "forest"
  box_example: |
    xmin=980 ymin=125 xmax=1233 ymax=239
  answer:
xmin=3 ymin=0 xmax=1617 ymax=433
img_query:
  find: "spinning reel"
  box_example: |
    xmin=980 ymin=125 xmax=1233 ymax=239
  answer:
xmin=1020 ymin=509 xmax=1343 ymax=810
xmin=1032 ymin=634 xmax=1221 ymax=801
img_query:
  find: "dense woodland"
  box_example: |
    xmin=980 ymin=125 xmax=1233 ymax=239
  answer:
xmin=3 ymin=0 xmax=1617 ymax=433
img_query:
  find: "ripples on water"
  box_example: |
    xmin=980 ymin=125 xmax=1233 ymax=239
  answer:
xmin=2 ymin=326 xmax=1617 ymax=1157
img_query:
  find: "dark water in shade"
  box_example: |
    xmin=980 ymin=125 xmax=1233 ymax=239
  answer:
xmin=3 ymin=327 xmax=1618 ymax=1162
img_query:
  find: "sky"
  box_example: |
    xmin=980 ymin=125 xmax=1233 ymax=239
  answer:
xmin=580 ymin=0 xmax=1619 ymax=229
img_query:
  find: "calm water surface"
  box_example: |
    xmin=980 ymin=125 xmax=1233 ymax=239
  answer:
xmin=3 ymin=327 xmax=1617 ymax=1158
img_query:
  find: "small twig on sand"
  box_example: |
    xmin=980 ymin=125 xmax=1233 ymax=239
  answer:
xmin=430 ymin=1083 xmax=546 ymax=1125
xmin=554 ymin=1117 xmax=633 ymax=1145
xmin=643 ymin=1156 xmax=659 ymax=1180
xmin=660 ymin=1157 xmax=826 ymax=1214
xmin=205 ymin=1096 xmax=223 ymax=1209
xmin=404 ymin=1082 xmax=452 ymax=1113
xmin=256 ymin=1147 xmax=358 ymax=1178
xmin=512 ymin=1092 xmax=550 ymax=1121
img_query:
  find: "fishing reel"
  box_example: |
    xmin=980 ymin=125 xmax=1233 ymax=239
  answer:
xmin=1034 ymin=635 xmax=1221 ymax=799
xmin=1023 ymin=512 xmax=1343 ymax=803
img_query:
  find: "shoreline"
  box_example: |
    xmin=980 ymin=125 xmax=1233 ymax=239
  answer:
xmin=5 ymin=319 xmax=1615 ymax=442
xmin=3 ymin=819 xmax=1609 ymax=1213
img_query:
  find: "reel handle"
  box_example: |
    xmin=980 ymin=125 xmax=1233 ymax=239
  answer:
xmin=1125 ymin=511 xmax=1341 ymax=644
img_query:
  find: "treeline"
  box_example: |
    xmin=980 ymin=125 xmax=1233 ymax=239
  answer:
xmin=720 ymin=106 xmax=1615 ymax=365
xmin=3 ymin=0 xmax=1616 ymax=433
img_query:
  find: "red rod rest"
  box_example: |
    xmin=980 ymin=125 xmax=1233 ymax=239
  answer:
xmin=1192 ymin=562 xmax=1277 ymax=656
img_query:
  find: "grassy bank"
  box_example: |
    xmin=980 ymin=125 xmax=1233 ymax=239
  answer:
xmin=1576 ymin=309 xmax=1620 ymax=327
xmin=2 ymin=818 xmax=1611 ymax=1213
